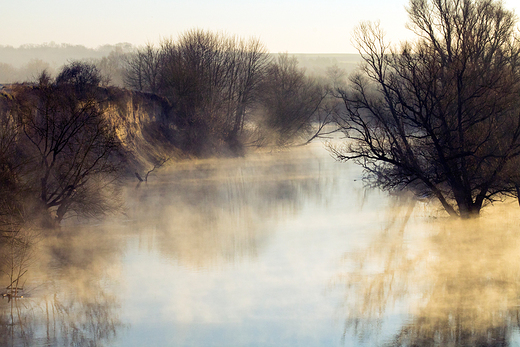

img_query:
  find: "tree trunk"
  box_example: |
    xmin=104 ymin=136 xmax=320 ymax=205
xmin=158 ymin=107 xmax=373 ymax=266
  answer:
xmin=55 ymin=197 xmax=72 ymax=224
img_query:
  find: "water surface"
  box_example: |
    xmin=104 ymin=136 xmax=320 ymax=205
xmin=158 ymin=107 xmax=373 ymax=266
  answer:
xmin=2 ymin=142 xmax=520 ymax=346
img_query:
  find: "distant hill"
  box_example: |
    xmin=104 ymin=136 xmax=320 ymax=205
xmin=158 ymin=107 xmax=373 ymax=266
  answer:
xmin=0 ymin=43 xmax=134 ymax=84
xmin=0 ymin=42 xmax=134 ymax=68
xmin=0 ymin=43 xmax=362 ymax=84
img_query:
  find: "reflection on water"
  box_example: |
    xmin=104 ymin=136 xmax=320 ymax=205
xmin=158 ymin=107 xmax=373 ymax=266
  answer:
xmin=124 ymin=145 xmax=339 ymax=268
xmin=397 ymin=209 xmax=520 ymax=346
xmin=3 ymin=143 xmax=520 ymax=346
xmin=340 ymin=195 xmax=520 ymax=346
xmin=0 ymin=226 xmax=124 ymax=347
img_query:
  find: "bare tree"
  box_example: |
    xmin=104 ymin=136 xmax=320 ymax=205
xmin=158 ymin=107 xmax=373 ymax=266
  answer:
xmin=0 ymin=91 xmax=27 ymax=231
xmin=121 ymin=30 xmax=334 ymax=154
xmin=258 ymin=53 xmax=331 ymax=146
xmin=95 ymin=46 xmax=128 ymax=87
xmin=158 ymin=30 xmax=270 ymax=154
xmin=225 ymin=37 xmax=271 ymax=143
xmin=16 ymin=62 xmax=123 ymax=225
xmin=0 ymin=227 xmax=35 ymax=300
xmin=123 ymin=43 xmax=162 ymax=94
xmin=158 ymin=30 xmax=231 ymax=152
xmin=331 ymin=0 xmax=520 ymax=218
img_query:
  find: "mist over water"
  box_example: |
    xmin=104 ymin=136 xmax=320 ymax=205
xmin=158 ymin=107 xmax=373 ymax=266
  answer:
xmin=2 ymin=141 xmax=520 ymax=346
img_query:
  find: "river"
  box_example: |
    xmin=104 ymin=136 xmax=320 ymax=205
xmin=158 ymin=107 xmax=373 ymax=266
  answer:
xmin=2 ymin=141 xmax=520 ymax=346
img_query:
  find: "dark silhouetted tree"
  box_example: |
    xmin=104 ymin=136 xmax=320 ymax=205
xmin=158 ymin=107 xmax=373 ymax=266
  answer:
xmin=16 ymin=62 xmax=123 ymax=225
xmin=157 ymin=29 xmax=270 ymax=154
xmin=331 ymin=0 xmax=520 ymax=218
xmin=0 ymin=91 xmax=26 ymax=231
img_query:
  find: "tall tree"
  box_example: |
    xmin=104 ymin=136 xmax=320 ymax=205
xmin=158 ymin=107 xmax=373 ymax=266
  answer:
xmin=331 ymin=0 xmax=520 ymax=218
xmin=259 ymin=53 xmax=330 ymax=146
xmin=157 ymin=30 xmax=270 ymax=154
xmin=122 ymin=43 xmax=162 ymax=93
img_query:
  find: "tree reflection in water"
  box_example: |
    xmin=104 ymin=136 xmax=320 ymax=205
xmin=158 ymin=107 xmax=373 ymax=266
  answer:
xmin=0 ymin=226 xmax=124 ymax=347
xmin=340 ymin=196 xmax=520 ymax=346
xmin=125 ymin=146 xmax=338 ymax=268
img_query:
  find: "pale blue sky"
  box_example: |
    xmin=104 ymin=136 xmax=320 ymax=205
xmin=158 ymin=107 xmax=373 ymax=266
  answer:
xmin=2 ymin=0 xmax=520 ymax=53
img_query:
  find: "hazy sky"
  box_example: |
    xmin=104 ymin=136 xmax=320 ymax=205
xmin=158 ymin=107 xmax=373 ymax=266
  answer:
xmin=2 ymin=0 xmax=520 ymax=53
